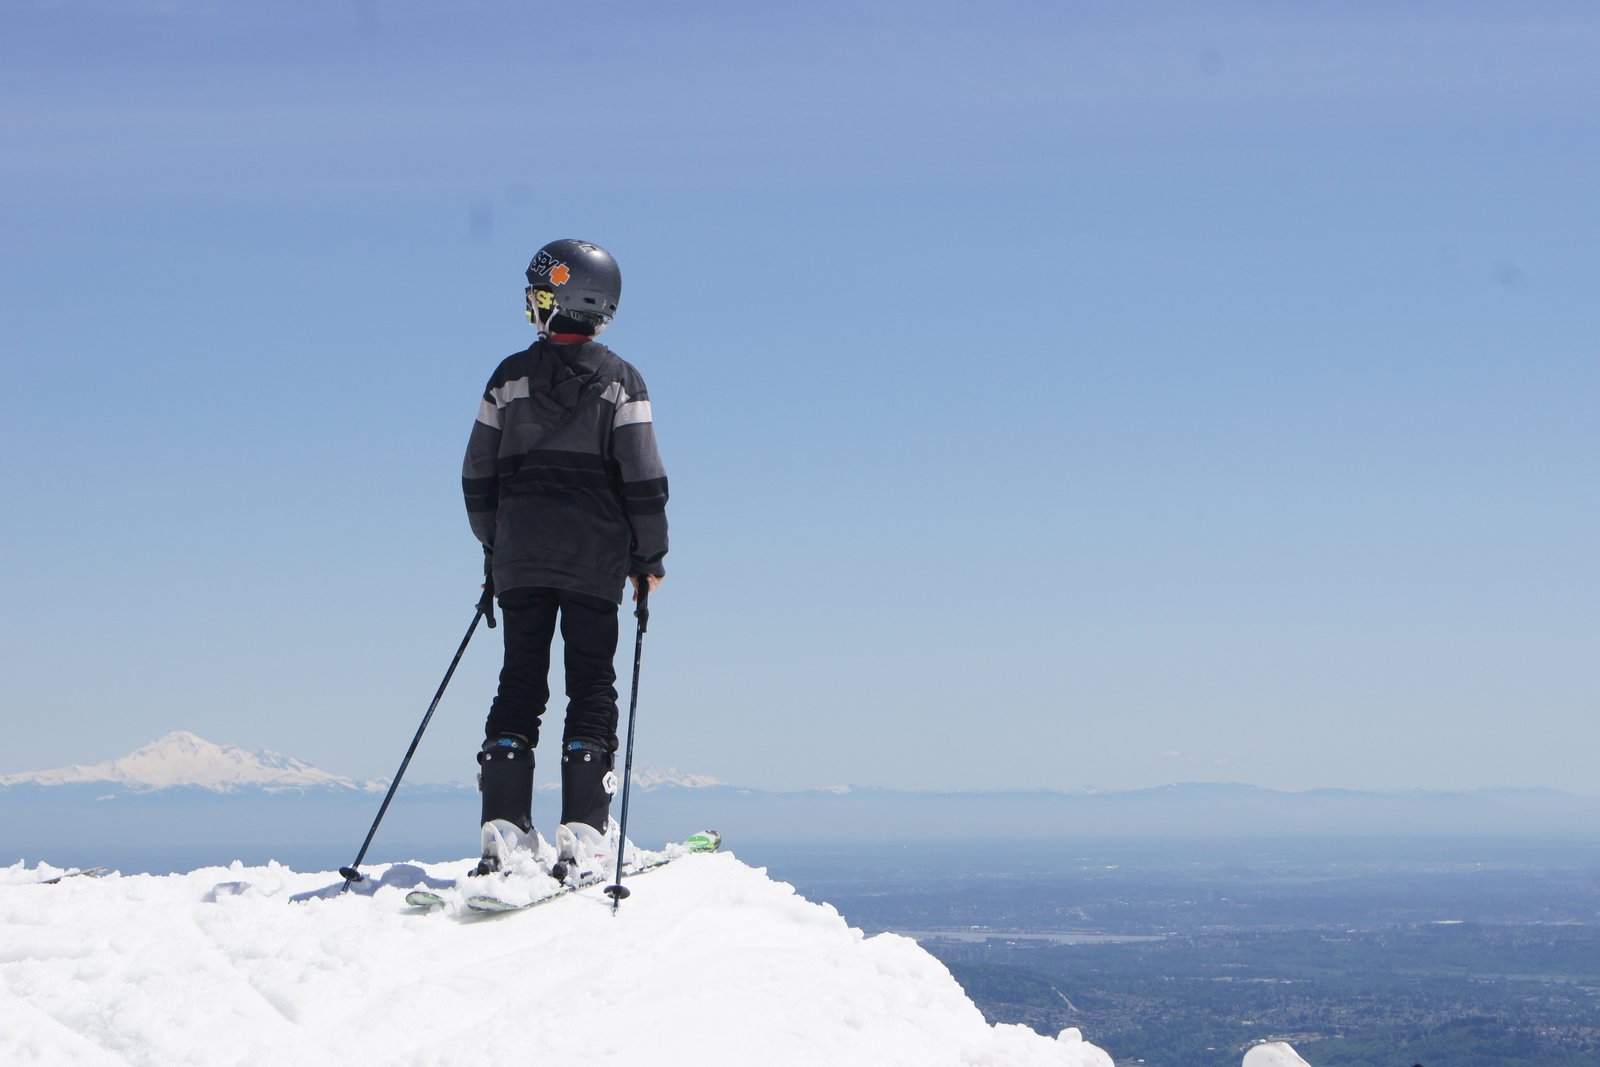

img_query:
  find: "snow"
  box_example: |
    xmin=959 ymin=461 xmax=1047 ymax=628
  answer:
xmin=0 ymin=731 xmax=379 ymax=794
xmin=1243 ymin=1041 xmax=1315 ymax=1067
xmin=1 ymin=852 xmax=1117 ymax=1067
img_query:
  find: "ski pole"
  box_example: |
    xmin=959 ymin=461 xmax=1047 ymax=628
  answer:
xmin=338 ymin=594 xmax=493 ymax=893
xmin=604 ymin=580 xmax=650 ymax=911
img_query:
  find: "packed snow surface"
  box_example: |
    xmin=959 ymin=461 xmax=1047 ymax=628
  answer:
xmin=1 ymin=852 xmax=1114 ymax=1066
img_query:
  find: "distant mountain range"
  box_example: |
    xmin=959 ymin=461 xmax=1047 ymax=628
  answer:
xmin=0 ymin=731 xmax=721 ymax=794
xmin=3 ymin=733 xmax=1598 ymax=875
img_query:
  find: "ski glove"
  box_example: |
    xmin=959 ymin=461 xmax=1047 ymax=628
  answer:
xmin=477 ymin=546 xmax=497 ymax=629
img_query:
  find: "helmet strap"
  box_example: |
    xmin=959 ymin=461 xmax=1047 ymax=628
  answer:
xmin=526 ymin=287 xmax=559 ymax=337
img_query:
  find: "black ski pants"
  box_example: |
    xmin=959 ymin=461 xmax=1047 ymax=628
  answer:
xmin=485 ymin=586 xmax=619 ymax=753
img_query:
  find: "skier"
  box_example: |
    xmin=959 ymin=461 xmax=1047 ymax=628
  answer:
xmin=461 ymin=239 xmax=667 ymax=879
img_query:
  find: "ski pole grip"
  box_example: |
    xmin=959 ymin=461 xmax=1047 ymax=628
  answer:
xmin=635 ymin=579 xmax=650 ymax=633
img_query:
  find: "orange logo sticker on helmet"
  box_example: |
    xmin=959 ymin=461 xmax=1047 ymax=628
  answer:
xmin=529 ymin=249 xmax=571 ymax=285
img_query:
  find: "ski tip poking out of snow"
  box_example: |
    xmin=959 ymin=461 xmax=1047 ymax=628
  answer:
xmin=2 ymin=848 xmax=1116 ymax=1066
xmin=38 ymin=866 xmax=110 ymax=885
xmin=684 ymin=829 xmax=721 ymax=852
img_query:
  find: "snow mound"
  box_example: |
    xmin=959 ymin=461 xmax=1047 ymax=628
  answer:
xmin=0 ymin=730 xmax=377 ymax=793
xmin=1 ymin=851 xmax=1113 ymax=1066
xmin=1243 ymin=1041 xmax=1315 ymax=1066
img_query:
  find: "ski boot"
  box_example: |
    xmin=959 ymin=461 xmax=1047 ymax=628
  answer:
xmin=473 ymin=734 xmax=537 ymax=877
xmin=552 ymin=820 xmax=628 ymax=886
xmin=550 ymin=739 xmax=620 ymax=883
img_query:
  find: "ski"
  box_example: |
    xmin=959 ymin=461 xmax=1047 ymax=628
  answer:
xmin=39 ymin=867 xmax=109 ymax=885
xmin=407 ymin=830 xmax=720 ymax=913
xmin=462 ymin=877 xmax=584 ymax=913
xmin=464 ymin=843 xmax=693 ymax=913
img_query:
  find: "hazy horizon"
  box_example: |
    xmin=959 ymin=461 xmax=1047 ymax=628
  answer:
xmin=5 ymin=729 xmax=1600 ymax=797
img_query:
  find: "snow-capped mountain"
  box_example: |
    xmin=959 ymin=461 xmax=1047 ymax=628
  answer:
xmin=0 ymin=731 xmax=382 ymax=794
xmin=623 ymin=765 xmax=724 ymax=789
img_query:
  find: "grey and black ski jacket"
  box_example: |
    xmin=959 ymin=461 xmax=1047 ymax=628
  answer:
xmin=462 ymin=340 xmax=668 ymax=603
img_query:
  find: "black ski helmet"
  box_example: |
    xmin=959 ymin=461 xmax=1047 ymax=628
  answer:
xmin=524 ymin=239 xmax=621 ymax=331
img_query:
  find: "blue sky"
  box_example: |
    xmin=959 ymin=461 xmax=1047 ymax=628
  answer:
xmin=2 ymin=1 xmax=1596 ymax=793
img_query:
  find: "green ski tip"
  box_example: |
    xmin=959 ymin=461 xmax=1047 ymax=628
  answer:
xmin=685 ymin=830 xmax=721 ymax=853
